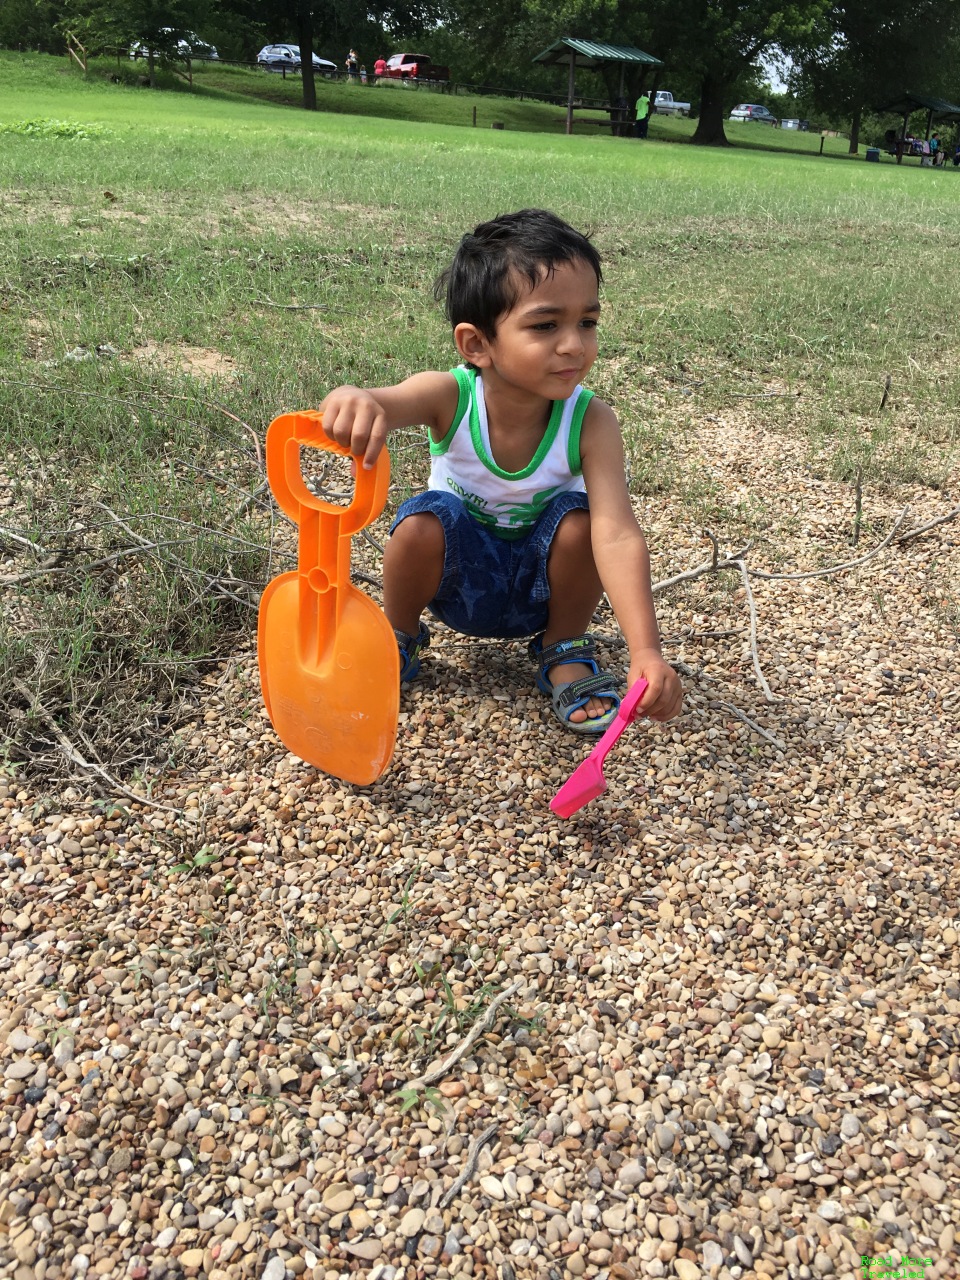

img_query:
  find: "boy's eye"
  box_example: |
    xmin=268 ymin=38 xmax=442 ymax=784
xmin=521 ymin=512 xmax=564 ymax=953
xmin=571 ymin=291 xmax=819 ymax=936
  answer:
xmin=581 ymin=318 xmax=599 ymax=329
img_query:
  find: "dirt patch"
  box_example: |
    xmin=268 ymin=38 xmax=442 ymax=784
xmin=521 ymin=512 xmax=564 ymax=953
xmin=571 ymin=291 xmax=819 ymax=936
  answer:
xmin=129 ymin=340 xmax=238 ymax=380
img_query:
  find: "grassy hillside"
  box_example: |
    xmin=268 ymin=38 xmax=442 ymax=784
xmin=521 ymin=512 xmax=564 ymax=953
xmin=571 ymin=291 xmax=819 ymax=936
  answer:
xmin=2 ymin=49 xmax=873 ymax=156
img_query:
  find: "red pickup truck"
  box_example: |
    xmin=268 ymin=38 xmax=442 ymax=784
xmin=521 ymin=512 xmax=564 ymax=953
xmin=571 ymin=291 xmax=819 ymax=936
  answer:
xmin=385 ymin=52 xmax=450 ymax=82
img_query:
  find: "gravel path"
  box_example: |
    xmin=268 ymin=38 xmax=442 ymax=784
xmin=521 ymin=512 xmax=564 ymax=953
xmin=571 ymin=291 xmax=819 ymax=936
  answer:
xmin=2 ymin=415 xmax=959 ymax=1280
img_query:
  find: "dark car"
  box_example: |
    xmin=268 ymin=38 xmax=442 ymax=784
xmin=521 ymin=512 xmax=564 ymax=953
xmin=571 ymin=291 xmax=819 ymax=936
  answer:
xmin=728 ymin=103 xmax=779 ymax=126
xmin=257 ymin=44 xmax=337 ymax=76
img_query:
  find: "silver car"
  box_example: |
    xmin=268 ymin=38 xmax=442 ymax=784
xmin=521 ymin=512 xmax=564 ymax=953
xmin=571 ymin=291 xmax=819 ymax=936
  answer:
xmin=728 ymin=103 xmax=778 ymax=126
xmin=130 ymin=31 xmax=219 ymax=61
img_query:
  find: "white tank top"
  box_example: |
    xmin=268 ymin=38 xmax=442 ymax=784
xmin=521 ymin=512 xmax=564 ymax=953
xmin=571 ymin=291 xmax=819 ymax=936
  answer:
xmin=428 ymin=367 xmax=591 ymax=539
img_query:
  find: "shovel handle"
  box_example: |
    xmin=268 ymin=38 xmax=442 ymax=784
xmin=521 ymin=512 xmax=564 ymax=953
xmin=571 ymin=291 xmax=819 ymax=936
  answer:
xmin=587 ymin=678 xmax=648 ymax=769
xmin=265 ymin=411 xmax=390 ymax=534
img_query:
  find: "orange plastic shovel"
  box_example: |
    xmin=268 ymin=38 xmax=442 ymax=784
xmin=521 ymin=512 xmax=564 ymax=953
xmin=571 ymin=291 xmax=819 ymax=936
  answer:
xmin=257 ymin=411 xmax=399 ymax=784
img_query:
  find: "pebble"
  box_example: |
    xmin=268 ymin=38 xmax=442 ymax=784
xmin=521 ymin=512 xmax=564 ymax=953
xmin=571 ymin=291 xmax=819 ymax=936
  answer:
xmin=398 ymin=1208 xmax=426 ymax=1236
xmin=918 ymin=1172 xmax=947 ymax=1201
xmin=675 ymin=1262 xmax=701 ymax=1280
xmin=321 ymin=1183 xmax=356 ymax=1213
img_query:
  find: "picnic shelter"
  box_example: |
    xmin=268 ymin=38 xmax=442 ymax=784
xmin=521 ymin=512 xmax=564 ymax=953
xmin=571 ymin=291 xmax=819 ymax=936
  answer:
xmin=875 ymin=91 xmax=960 ymax=163
xmin=533 ymin=37 xmax=663 ymax=136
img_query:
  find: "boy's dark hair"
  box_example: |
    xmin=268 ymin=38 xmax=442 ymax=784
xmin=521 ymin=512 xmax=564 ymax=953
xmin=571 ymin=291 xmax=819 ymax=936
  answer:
xmin=435 ymin=208 xmax=602 ymax=338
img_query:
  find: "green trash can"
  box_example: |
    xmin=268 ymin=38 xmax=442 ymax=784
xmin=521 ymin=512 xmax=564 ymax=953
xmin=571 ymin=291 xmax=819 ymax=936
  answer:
xmin=866 ymin=148 xmax=880 ymax=162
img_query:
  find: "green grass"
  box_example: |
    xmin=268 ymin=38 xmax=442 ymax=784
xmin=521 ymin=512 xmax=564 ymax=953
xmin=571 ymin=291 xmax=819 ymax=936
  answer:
xmin=2 ymin=50 xmax=959 ymax=779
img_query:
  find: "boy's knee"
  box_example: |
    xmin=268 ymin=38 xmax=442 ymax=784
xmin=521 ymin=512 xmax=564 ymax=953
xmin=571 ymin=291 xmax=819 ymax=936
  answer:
xmin=391 ymin=512 xmax=445 ymax=555
xmin=552 ymin=507 xmax=592 ymax=551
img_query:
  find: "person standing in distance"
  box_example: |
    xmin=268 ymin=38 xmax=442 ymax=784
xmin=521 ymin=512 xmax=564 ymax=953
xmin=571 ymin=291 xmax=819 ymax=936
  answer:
xmin=635 ymin=90 xmax=651 ymax=138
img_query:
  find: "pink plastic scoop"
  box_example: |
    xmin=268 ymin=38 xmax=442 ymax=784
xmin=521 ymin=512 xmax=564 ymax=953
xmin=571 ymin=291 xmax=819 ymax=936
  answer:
xmin=550 ymin=679 xmax=649 ymax=818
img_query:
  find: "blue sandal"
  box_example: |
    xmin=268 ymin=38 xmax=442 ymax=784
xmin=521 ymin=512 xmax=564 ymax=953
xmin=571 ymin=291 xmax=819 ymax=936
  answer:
xmin=395 ymin=622 xmax=430 ymax=684
xmin=529 ymin=633 xmax=621 ymax=734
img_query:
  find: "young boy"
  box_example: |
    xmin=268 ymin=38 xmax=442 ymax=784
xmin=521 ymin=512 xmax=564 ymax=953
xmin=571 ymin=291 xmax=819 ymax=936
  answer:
xmin=320 ymin=209 xmax=682 ymax=733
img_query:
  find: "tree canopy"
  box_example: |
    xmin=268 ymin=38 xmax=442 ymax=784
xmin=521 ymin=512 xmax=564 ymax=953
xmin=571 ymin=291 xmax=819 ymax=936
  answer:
xmin=787 ymin=0 xmax=958 ymax=151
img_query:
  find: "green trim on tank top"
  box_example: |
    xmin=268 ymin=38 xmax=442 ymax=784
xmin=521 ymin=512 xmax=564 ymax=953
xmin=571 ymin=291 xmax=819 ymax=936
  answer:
xmin=468 ymin=383 xmax=565 ymax=481
xmin=567 ymin=388 xmax=593 ymax=475
xmin=429 ymin=366 xmax=472 ymax=456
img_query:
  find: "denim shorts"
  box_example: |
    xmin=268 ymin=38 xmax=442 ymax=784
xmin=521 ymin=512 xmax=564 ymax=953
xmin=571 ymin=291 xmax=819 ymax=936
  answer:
xmin=389 ymin=489 xmax=590 ymax=638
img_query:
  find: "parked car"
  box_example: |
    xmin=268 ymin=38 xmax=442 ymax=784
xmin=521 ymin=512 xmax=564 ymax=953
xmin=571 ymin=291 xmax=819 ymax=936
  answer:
xmin=653 ymin=91 xmax=690 ymax=117
xmin=257 ymin=44 xmax=337 ymax=76
xmin=130 ymin=31 xmax=219 ymax=61
xmin=728 ymin=103 xmax=778 ymax=126
xmin=384 ymin=53 xmax=450 ymax=82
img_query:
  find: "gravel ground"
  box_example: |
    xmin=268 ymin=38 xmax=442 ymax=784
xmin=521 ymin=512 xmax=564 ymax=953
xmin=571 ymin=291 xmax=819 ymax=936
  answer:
xmin=2 ymin=412 xmax=959 ymax=1280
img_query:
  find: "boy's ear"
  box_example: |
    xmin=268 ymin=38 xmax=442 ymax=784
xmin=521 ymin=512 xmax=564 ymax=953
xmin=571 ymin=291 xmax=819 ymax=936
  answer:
xmin=454 ymin=322 xmax=493 ymax=368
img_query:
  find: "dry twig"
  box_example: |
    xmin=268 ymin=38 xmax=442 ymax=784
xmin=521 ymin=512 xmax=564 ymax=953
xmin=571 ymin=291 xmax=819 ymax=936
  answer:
xmin=11 ymin=678 xmax=183 ymax=815
xmin=402 ymin=979 xmax=523 ymax=1091
xmin=0 ymin=524 xmax=47 ymax=555
xmin=438 ymin=1120 xmax=501 ymax=1209
xmin=734 ymin=558 xmax=777 ymax=703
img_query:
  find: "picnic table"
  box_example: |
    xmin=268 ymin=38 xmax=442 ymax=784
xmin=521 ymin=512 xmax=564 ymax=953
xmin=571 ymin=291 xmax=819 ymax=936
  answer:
xmin=554 ymin=104 xmax=632 ymax=135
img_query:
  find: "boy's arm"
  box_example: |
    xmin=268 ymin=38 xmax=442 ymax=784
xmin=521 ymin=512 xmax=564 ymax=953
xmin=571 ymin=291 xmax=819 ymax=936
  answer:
xmin=579 ymin=399 xmax=683 ymax=722
xmin=319 ymin=371 xmax=459 ymax=469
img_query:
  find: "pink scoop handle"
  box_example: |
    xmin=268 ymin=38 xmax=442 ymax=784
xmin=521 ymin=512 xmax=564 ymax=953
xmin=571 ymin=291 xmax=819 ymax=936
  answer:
xmin=584 ymin=677 xmax=648 ymax=771
xmin=550 ymin=678 xmax=648 ymax=818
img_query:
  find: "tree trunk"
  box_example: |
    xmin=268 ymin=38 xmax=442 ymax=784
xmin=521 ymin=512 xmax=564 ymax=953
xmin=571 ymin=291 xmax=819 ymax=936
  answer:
xmin=691 ymin=70 xmax=730 ymax=145
xmin=296 ymin=6 xmax=317 ymax=111
xmin=848 ymin=103 xmax=861 ymax=153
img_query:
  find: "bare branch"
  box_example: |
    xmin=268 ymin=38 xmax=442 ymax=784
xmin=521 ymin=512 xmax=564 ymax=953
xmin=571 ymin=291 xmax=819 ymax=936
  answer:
xmin=438 ymin=1120 xmax=501 ymax=1210
xmin=715 ymin=700 xmax=785 ymax=751
xmin=652 ymin=542 xmax=754 ymax=594
xmin=894 ymin=502 xmax=960 ymax=546
xmin=12 ymin=678 xmax=183 ymax=816
xmin=734 ymin=560 xmax=778 ymax=703
xmin=402 ymin=979 xmax=523 ymax=1091
xmin=0 ymin=524 xmax=47 ymax=555
xmin=750 ymin=507 xmax=910 ymax=581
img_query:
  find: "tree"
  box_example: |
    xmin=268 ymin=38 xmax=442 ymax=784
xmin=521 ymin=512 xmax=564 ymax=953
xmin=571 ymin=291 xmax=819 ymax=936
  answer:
xmin=673 ymin=0 xmax=829 ymax=144
xmin=788 ymin=0 xmax=957 ymax=153
xmin=58 ymin=0 xmax=219 ymax=83
xmin=1 ymin=0 xmax=62 ymax=52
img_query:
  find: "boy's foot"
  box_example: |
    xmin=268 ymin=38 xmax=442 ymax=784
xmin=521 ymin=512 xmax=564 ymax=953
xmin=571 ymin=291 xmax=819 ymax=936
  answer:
xmin=395 ymin=622 xmax=430 ymax=683
xmin=529 ymin=634 xmax=621 ymax=734
xmin=546 ymin=661 xmax=615 ymax=722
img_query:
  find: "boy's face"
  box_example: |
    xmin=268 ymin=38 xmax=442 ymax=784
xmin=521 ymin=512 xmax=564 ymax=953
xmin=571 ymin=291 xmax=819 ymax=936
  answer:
xmin=457 ymin=257 xmax=601 ymax=400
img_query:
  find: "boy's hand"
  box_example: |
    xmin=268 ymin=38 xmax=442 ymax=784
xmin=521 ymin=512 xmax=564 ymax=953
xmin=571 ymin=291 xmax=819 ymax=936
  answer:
xmin=318 ymin=385 xmax=388 ymax=469
xmin=630 ymin=652 xmax=683 ymax=722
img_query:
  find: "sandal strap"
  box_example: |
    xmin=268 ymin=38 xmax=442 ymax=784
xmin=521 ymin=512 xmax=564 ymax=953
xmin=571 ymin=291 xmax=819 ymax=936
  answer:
xmin=394 ymin=623 xmax=430 ymax=652
xmin=555 ymin=671 xmax=621 ymax=710
xmin=536 ymin=633 xmax=598 ymax=674
xmin=394 ymin=623 xmax=430 ymax=682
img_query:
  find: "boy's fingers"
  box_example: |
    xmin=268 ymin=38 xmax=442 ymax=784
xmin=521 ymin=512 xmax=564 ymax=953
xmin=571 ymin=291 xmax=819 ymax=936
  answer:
xmin=634 ymin=669 xmax=682 ymax=721
xmin=361 ymin=415 xmax=389 ymax=469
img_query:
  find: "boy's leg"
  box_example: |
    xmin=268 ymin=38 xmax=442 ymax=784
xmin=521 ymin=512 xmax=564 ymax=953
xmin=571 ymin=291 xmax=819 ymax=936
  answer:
xmin=383 ymin=512 xmax=444 ymax=635
xmin=542 ymin=509 xmax=614 ymax=724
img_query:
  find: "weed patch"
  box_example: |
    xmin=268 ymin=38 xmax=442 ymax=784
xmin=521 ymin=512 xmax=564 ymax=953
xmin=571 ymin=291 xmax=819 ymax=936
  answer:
xmin=0 ymin=118 xmax=112 ymax=139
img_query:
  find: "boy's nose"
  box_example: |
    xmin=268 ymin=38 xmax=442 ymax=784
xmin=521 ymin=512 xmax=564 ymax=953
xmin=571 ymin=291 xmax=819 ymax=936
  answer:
xmin=557 ymin=326 xmax=584 ymax=354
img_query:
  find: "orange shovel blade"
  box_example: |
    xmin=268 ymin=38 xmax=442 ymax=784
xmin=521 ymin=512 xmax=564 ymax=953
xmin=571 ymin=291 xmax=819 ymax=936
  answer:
xmin=258 ymin=573 xmax=398 ymax=784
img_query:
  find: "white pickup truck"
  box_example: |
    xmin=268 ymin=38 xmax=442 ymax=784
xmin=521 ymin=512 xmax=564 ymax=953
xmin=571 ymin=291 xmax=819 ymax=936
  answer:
xmin=653 ymin=90 xmax=690 ymax=116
